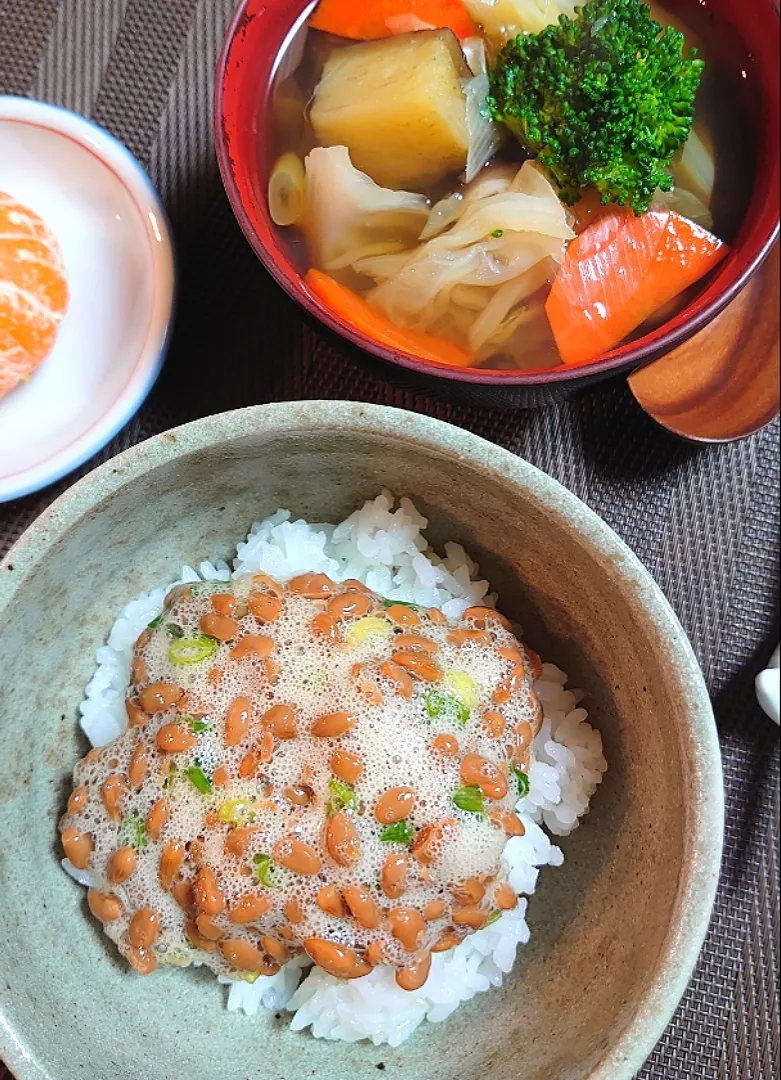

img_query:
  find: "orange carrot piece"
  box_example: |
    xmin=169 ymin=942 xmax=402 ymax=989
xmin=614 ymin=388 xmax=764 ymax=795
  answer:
xmin=545 ymin=209 xmax=729 ymax=367
xmin=309 ymin=0 xmax=474 ymax=42
xmin=305 ymin=270 xmax=476 ymax=369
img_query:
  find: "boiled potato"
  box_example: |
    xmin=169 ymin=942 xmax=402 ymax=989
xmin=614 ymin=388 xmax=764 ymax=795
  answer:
xmin=309 ymin=30 xmax=469 ymax=191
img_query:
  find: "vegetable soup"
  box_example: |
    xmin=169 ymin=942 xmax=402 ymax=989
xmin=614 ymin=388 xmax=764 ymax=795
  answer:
xmin=267 ymin=0 xmax=754 ymax=372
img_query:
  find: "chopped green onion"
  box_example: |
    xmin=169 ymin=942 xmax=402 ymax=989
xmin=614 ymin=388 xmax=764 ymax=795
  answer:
xmin=425 ymin=689 xmax=470 ymax=726
xmin=382 ymin=599 xmax=419 ymax=611
xmin=253 ymin=854 xmax=276 ymax=888
xmin=347 ymin=617 xmax=392 ymax=647
xmin=234 ymin=602 xmax=249 ymax=619
xmin=186 ymin=717 xmax=211 ymax=734
xmin=161 ymin=948 xmax=195 ymax=968
xmin=147 ymin=615 xmax=163 ymax=630
xmin=485 ymin=909 xmax=502 ymax=927
xmin=119 ymin=812 xmax=148 ymax=850
xmin=452 ymin=784 xmax=485 ymax=816
xmin=301 ymin=669 xmax=331 ymax=693
xmin=163 ymin=762 xmax=177 ymax=790
xmin=444 ymin=670 xmax=478 ymax=711
xmin=512 ymin=767 xmax=531 ymax=799
xmin=169 ymin=634 xmax=219 ymax=666
xmin=217 ymin=798 xmax=258 ymax=827
xmin=491 ymin=229 xmax=504 ymax=238
xmin=326 ymin=778 xmax=358 ymax=816
xmin=240 ymin=971 xmax=262 ymax=984
xmin=184 ymin=763 xmax=213 ymax=795
xmin=379 ymin=821 xmax=416 ymax=846
xmin=166 ymin=623 xmax=185 ymax=639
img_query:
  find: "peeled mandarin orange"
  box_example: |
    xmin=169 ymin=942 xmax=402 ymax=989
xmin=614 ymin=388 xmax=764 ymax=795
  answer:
xmin=0 ymin=191 xmax=69 ymax=400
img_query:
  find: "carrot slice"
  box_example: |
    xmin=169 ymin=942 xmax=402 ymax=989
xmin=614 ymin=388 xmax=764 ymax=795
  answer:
xmin=309 ymin=0 xmax=474 ymax=42
xmin=305 ymin=270 xmax=476 ymax=369
xmin=545 ymin=209 xmax=729 ymax=367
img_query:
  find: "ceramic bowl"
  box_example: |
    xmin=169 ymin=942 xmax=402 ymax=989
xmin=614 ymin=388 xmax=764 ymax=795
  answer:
xmin=0 ymin=402 xmax=722 ymax=1080
xmin=215 ymin=0 xmax=780 ymax=408
xmin=0 ymin=97 xmax=175 ymax=501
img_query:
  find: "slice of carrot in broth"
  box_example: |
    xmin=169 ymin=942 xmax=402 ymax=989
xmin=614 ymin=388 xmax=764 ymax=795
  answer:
xmin=309 ymin=0 xmax=474 ymax=41
xmin=305 ymin=270 xmax=476 ymax=369
xmin=545 ymin=209 xmax=728 ymax=367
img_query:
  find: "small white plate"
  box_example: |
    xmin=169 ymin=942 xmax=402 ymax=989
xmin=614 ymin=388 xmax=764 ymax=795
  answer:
xmin=0 ymin=97 xmax=175 ymax=502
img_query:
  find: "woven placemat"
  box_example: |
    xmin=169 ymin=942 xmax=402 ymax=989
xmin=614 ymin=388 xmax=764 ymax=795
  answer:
xmin=1 ymin=1 xmax=779 ymax=1076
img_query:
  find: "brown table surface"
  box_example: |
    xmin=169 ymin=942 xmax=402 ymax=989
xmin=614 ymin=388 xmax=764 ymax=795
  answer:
xmin=1 ymin=1 xmax=779 ymax=1077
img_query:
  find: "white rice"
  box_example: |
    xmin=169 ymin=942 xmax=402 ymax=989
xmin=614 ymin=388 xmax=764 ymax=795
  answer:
xmin=71 ymin=492 xmax=607 ymax=1046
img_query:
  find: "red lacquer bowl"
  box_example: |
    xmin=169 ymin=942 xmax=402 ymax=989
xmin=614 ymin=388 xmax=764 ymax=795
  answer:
xmin=215 ymin=0 xmax=780 ymax=408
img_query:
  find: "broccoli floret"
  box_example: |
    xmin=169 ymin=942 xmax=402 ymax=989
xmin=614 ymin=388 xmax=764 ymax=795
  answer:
xmin=487 ymin=0 xmax=705 ymax=215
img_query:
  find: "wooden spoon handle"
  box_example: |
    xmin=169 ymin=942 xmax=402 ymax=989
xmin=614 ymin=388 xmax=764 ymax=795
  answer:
xmin=628 ymin=242 xmax=780 ymax=442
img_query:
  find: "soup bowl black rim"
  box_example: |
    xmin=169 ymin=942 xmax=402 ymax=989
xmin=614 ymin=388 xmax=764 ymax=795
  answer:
xmin=214 ymin=0 xmax=781 ymax=390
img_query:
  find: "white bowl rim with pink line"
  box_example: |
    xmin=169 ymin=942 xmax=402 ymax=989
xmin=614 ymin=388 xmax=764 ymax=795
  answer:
xmin=0 ymin=96 xmax=175 ymax=502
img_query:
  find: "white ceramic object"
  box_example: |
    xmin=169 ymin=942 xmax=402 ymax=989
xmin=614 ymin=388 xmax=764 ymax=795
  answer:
xmin=0 ymin=97 xmax=175 ymax=502
xmin=756 ymin=645 xmax=780 ymax=725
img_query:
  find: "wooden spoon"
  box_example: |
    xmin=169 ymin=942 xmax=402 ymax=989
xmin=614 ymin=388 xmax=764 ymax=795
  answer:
xmin=628 ymin=243 xmax=779 ymax=442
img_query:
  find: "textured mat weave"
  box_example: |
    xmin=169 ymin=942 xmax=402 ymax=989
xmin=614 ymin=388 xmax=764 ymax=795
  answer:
xmin=0 ymin=2 xmax=779 ymax=1076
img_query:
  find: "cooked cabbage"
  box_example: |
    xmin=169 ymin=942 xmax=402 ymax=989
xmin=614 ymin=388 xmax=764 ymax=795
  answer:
xmin=304 ymin=146 xmax=430 ymax=272
xmin=420 ymin=193 xmax=466 ymax=241
xmin=673 ymin=126 xmax=716 ymax=207
xmin=653 ymin=185 xmax=714 ymax=232
xmin=462 ymin=37 xmax=504 ymax=184
xmin=419 ymin=164 xmax=519 ymax=241
xmin=363 ymin=162 xmax=574 ymax=349
xmin=467 ymin=257 xmax=556 ymax=348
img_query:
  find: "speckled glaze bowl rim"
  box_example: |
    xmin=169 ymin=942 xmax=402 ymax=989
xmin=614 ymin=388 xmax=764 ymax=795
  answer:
xmin=0 ymin=401 xmax=724 ymax=1080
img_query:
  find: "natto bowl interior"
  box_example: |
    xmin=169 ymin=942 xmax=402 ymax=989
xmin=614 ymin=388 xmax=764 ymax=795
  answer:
xmin=214 ymin=0 xmax=780 ymax=408
xmin=0 ymin=402 xmax=722 ymax=1080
